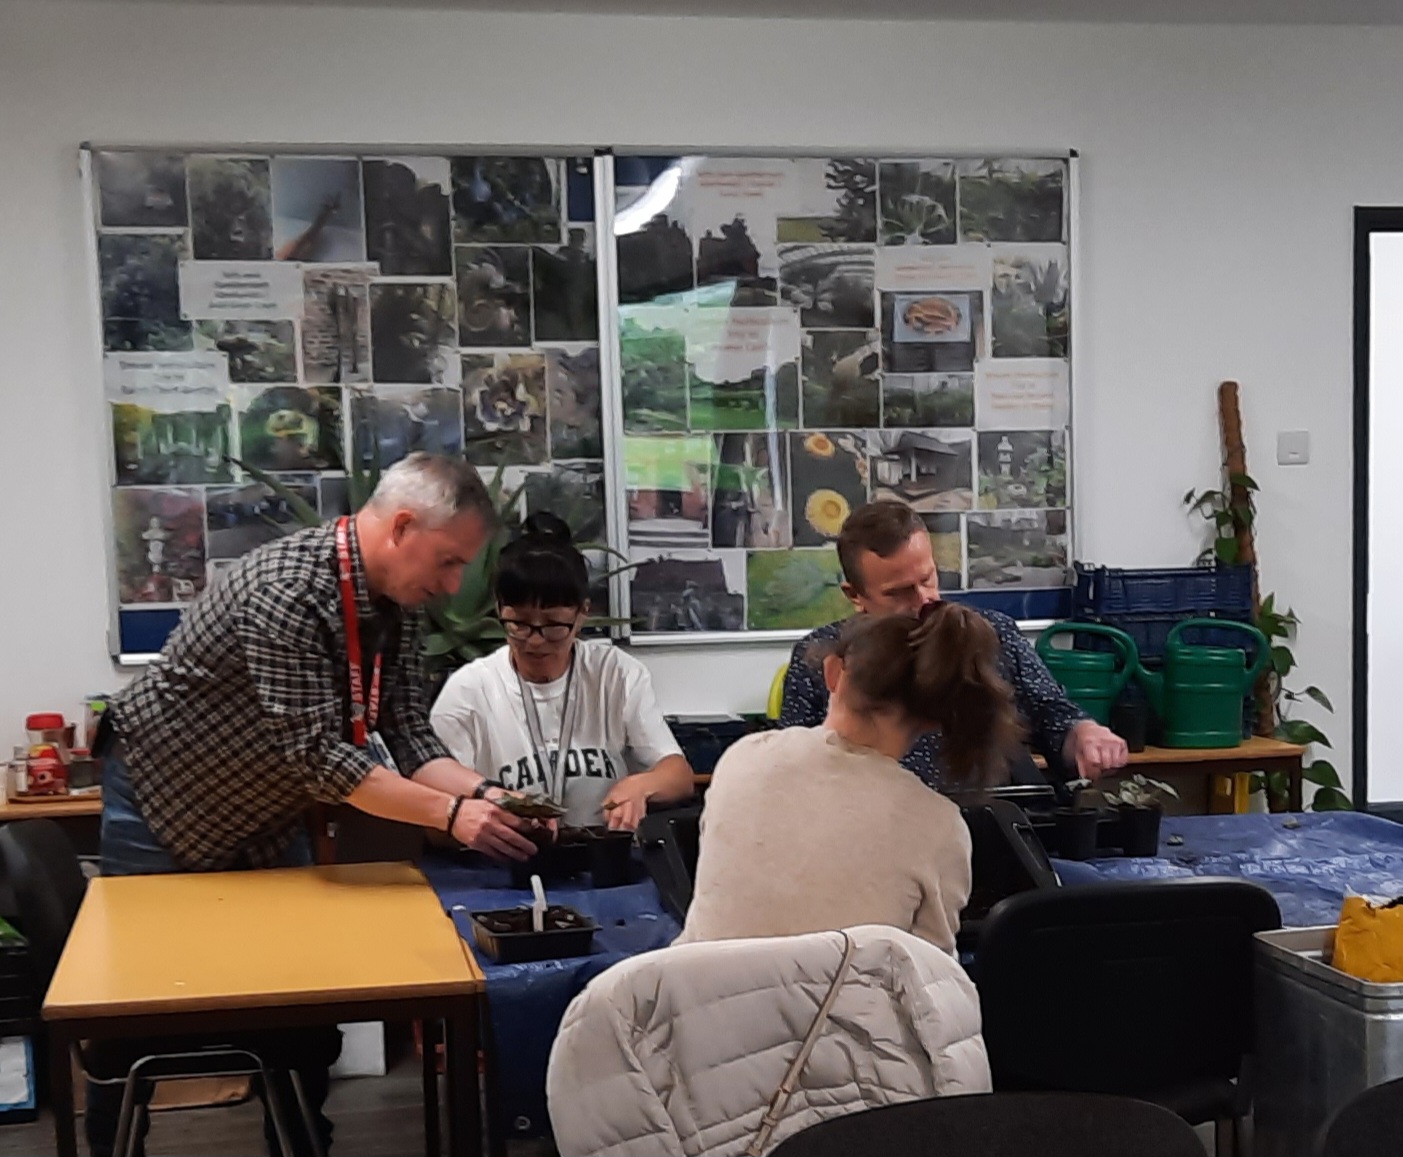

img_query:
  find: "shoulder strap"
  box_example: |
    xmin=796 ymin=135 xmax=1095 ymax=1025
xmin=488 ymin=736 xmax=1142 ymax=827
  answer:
xmin=745 ymin=931 xmax=859 ymax=1157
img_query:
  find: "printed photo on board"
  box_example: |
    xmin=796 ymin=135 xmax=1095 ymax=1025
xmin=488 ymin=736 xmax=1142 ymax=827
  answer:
xmin=301 ymin=266 xmax=372 ymax=385
xmin=788 ymin=431 xmax=869 ymax=548
xmin=712 ymin=432 xmax=791 ymax=550
xmin=546 ymin=347 xmax=602 ymax=460
xmin=112 ymin=487 xmax=207 ymax=605
xmin=882 ymin=373 xmax=975 ymax=428
xmin=187 ymin=156 xmax=273 ymax=261
xmin=456 ymin=246 xmax=531 ymax=348
xmin=778 ymin=244 xmax=876 ymax=330
xmin=111 ymin=402 xmax=234 ymax=488
xmin=882 ymin=290 xmax=984 ymax=374
xmin=237 ymin=385 xmax=346 ymax=473
xmin=206 ymin=475 xmax=318 ymax=560
xmin=370 ymin=282 xmax=458 ymax=385
xmin=362 ymin=157 xmax=453 ymax=277
xmin=620 ymin=306 xmax=689 ymax=433
xmin=96 ymin=151 xmax=188 ymax=229
xmin=868 ymin=428 xmax=974 ymax=512
xmin=193 ymin=321 xmax=296 ymax=384
xmin=746 ymin=547 xmax=850 ymax=630
xmin=100 ymin=234 xmax=191 ymax=352
xmin=801 ymin=330 xmax=880 ymax=428
xmin=461 ymin=353 xmax=548 ymax=467
xmin=625 ymin=435 xmax=713 ymax=549
xmin=957 ymin=159 xmax=1066 ymax=244
xmin=270 ymin=157 xmax=365 ymax=263
xmin=991 ymin=248 xmax=1070 ymax=359
xmin=925 ymin=512 xmax=965 ymax=591
xmin=776 ymin=158 xmax=877 ymax=244
xmin=977 ymin=429 xmax=1068 ymax=509
xmin=967 ymin=509 xmax=1069 ymax=589
xmin=629 ymin=548 xmax=745 ymax=633
xmin=523 ymin=461 xmax=607 ymax=545
xmin=532 ymin=228 xmax=598 ymax=344
xmin=352 ymin=387 xmax=464 ymax=472
xmin=452 ymin=155 xmax=563 ymax=245
xmin=879 ymin=161 xmax=957 ymax=246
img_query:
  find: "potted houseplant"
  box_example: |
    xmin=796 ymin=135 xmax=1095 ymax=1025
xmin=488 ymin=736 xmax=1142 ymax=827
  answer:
xmin=1103 ymin=775 xmax=1179 ymax=857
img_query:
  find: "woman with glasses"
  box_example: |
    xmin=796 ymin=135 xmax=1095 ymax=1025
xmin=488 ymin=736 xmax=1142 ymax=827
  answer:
xmin=430 ymin=513 xmax=693 ymax=830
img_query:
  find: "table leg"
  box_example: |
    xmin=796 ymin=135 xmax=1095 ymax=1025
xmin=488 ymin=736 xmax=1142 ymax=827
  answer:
xmin=1288 ymin=757 xmax=1304 ymax=813
xmin=48 ymin=1028 xmax=77 ymax=1157
xmin=421 ymin=1019 xmax=441 ymax=1157
xmin=479 ymin=1002 xmax=506 ymax=1157
xmin=444 ymin=998 xmax=483 ymax=1157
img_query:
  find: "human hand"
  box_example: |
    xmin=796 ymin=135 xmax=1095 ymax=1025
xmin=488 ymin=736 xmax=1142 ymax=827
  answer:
xmin=1066 ymin=721 xmax=1129 ymax=781
xmin=450 ymin=798 xmax=539 ymax=862
xmin=601 ymin=776 xmax=654 ymax=832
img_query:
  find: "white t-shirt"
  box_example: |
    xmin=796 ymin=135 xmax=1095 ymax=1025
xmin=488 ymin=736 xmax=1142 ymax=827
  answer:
xmin=429 ymin=641 xmax=683 ymax=827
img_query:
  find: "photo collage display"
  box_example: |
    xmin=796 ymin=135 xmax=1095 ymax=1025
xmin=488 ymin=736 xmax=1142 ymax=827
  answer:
xmin=94 ymin=150 xmax=606 ymax=613
xmin=614 ymin=155 xmax=1073 ymax=632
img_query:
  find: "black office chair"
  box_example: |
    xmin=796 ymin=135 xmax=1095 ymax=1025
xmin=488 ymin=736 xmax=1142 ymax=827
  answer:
xmin=768 ymin=1091 xmax=1207 ymax=1157
xmin=1321 ymin=1075 xmax=1403 ymax=1157
xmin=956 ymin=799 xmax=1060 ymax=954
xmin=974 ymin=878 xmax=1280 ymax=1156
xmin=637 ymin=805 xmax=701 ymax=923
xmin=0 ymin=820 xmax=331 ymax=1157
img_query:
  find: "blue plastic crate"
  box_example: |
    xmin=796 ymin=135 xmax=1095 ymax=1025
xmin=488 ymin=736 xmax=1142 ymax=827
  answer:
xmin=1074 ymin=563 xmax=1253 ymax=617
xmin=1071 ymin=563 xmax=1257 ymax=664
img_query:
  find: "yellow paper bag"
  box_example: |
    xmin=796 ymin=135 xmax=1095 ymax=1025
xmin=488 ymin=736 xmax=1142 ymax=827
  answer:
xmin=1333 ymin=895 xmax=1403 ymax=983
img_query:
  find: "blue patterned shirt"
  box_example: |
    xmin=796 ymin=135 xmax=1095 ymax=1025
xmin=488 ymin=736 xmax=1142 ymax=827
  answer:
xmin=779 ymin=611 xmax=1089 ymax=791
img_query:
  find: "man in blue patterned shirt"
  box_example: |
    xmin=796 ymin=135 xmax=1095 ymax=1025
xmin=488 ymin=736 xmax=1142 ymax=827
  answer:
xmin=780 ymin=501 xmax=1128 ymax=790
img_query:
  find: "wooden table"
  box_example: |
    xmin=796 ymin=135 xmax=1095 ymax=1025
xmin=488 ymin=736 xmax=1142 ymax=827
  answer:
xmin=1035 ymin=736 xmax=1308 ymax=813
xmin=0 ymin=793 xmax=103 ymax=856
xmin=43 ymin=862 xmax=485 ymax=1157
xmin=695 ymin=737 xmax=1308 ymax=813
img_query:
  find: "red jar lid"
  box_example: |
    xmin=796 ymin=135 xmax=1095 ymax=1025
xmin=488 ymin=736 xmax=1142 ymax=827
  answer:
xmin=26 ymin=713 xmax=65 ymax=731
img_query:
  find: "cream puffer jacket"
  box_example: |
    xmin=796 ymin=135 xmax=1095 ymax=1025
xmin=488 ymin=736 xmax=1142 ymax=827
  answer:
xmin=546 ymin=925 xmax=991 ymax=1157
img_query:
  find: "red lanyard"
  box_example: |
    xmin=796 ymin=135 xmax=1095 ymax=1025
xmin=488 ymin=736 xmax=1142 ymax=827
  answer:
xmin=335 ymin=517 xmax=381 ymax=748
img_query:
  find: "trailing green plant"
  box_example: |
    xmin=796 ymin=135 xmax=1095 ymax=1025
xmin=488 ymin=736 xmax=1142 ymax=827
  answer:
xmin=228 ymin=449 xmax=634 ymax=681
xmin=1183 ymin=476 xmax=1350 ymax=811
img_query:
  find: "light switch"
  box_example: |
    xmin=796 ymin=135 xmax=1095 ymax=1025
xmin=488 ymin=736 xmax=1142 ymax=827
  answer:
xmin=1277 ymin=430 xmax=1310 ymax=466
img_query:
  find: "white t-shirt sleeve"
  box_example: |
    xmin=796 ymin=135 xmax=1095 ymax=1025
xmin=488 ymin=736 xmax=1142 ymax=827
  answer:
xmin=429 ymin=666 xmax=492 ymax=772
xmin=616 ymin=652 xmax=683 ymax=771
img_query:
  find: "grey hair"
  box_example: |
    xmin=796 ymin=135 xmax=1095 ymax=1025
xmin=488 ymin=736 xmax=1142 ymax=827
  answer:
xmin=367 ymin=453 xmax=494 ymax=527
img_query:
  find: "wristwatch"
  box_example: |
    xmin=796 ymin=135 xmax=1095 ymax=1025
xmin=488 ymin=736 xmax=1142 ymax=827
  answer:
xmin=471 ymin=778 xmax=505 ymax=801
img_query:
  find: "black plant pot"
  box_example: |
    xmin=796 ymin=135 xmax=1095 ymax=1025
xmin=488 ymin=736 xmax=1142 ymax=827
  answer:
xmin=587 ymin=827 xmax=635 ymax=889
xmin=1118 ymin=805 xmax=1163 ymax=858
xmin=1110 ymin=694 xmax=1149 ymax=754
xmin=1054 ymin=808 xmax=1100 ymax=861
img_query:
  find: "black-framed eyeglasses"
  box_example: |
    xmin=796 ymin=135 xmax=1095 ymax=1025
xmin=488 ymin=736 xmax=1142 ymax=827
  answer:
xmin=501 ymin=617 xmax=578 ymax=642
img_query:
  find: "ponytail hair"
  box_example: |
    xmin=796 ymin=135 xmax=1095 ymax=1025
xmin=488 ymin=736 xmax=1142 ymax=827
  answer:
xmin=816 ymin=604 xmax=1025 ymax=788
xmin=494 ymin=511 xmax=590 ymax=609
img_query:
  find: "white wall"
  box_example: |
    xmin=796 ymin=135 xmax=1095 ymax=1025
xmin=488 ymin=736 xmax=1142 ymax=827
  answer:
xmin=0 ymin=0 xmax=1381 ymax=769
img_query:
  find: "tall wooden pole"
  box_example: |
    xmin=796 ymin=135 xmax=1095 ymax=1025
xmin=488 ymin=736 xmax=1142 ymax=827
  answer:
xmin=1218 ymin=380 xmax=1275 ymax=735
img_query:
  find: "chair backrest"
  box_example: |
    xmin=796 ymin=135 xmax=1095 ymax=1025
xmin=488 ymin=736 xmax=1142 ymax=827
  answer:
xmin=0 ymin=820 xmax=88 ymax=988
xmin=636 ymin=806 xmax=700 ymax=923
xmin=768 ymin=1091 xmax=1206 ymax=1157
xmin=1322 ymin=1074 xmax=1403 ymax=1157
xmin=975 ymin=878 xmax=1280 ymax=1097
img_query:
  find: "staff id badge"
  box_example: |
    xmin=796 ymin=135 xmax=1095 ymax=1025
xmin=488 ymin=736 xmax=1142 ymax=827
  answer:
xmin=367 ymin=731 xmax=399 ymax=773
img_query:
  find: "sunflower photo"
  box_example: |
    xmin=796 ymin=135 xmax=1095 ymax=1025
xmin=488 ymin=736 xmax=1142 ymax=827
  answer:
xmin=788 ymin=431 xmax=869 ymax=547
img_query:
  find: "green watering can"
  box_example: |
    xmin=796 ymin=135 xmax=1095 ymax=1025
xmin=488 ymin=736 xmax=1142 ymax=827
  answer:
xmin=1135 ymin=618 xmax=1268 ymax=748
xmin=1035 ymin=622 xmax=1138 ymax=726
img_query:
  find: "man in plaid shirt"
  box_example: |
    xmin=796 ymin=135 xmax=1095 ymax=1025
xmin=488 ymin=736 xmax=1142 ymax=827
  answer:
xmin=94 ymin=452 xmax=536 ymax=1157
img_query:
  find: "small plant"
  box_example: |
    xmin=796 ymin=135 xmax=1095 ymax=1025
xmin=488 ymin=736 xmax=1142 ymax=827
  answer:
xmin=1184 ymin=475 xmax=1350 ymax=811
xmin=1103 ymin=775 xmax=1180 ymax=810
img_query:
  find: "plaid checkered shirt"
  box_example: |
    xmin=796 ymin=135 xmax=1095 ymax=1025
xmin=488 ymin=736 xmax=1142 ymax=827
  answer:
xmin=112 ymin=520 xmax=450 ymax=871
